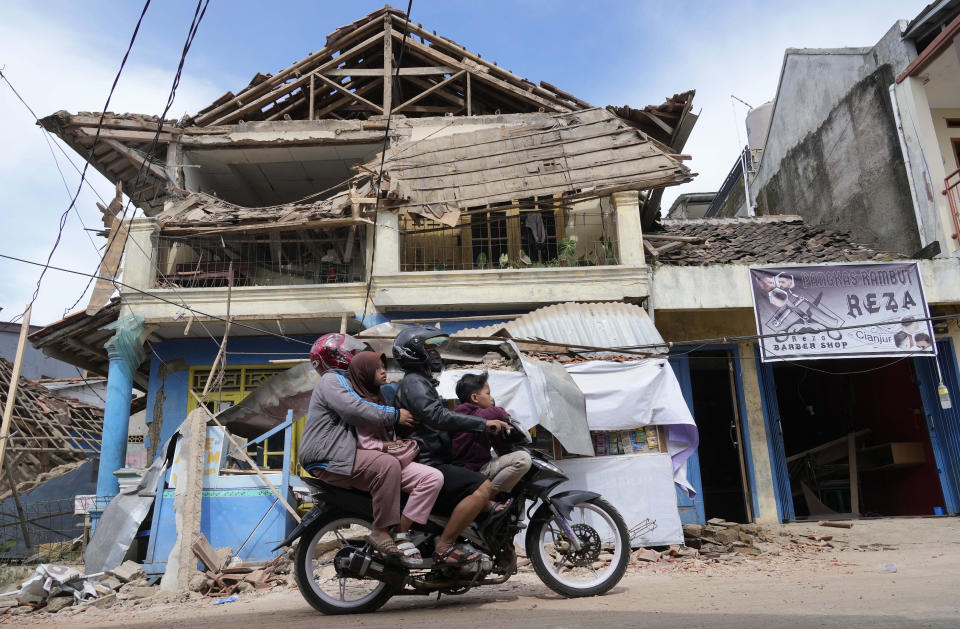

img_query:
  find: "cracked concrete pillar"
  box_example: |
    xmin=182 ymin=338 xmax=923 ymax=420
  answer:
xmin=124 ymin=217 xmax=159 ymax=291
xmin=611 ymin=190 xmax=645 ymax=266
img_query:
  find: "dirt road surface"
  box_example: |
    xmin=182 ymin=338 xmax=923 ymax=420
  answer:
xmin=12 ymin=517 xmax=960 ymax=628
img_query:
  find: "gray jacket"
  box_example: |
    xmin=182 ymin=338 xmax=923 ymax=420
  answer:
xmin=298 ymin=371 xmax=399 ymax=476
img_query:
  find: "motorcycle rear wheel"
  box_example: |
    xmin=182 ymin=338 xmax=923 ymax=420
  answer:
xmin=526 ymin=496 xmax=629 ymax=598
xmin=294 ymin=514 xmax=394 ymax=615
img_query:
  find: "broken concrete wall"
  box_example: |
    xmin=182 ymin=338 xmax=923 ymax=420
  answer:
xmin=755 ymin=64 xmax=920 ymax=255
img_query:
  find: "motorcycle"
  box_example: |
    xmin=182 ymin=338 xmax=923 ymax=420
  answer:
xmin=276 ymin=419 xmax=631 ymax=615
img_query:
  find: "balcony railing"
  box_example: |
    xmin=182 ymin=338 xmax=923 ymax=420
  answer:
xmin=399 ymin=202 xmax=620 ymax=272
xmin=154 ymin=233 xmax=364 ymax=288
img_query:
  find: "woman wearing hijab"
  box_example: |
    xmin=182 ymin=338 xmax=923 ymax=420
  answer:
xmin=348 ymin=351 xmax=443 ymax=565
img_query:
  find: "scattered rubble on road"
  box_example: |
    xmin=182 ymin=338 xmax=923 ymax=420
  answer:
xmin=622 ymin=518 xmax=897 ymax=576
xmin=0 ymin=551 xmax=296 ymax=620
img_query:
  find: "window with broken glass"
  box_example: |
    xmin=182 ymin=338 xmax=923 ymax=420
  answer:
xmin=399 ymin=196 xmax=619 ymax=272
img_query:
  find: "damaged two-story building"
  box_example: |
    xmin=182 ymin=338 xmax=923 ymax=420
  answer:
xmin=29 ymin=6 xmax=716 ymax=567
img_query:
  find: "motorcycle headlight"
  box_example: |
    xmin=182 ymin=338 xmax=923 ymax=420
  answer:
xmin=538 ymin=459 xmax=563 ymax=475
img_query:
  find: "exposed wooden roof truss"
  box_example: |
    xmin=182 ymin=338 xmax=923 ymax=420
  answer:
xmin=190 ymin=7 xmax=590 ymax=127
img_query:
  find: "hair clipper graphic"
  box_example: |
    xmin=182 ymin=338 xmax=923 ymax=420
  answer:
xmin=764 ymin=273 xmax=843 ymax=342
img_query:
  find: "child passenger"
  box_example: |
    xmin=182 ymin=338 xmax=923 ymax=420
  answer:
xmin=451 ymin=372 xmax=532 ymax=512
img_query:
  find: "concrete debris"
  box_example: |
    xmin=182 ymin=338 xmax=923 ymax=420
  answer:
xmin=117 ymin=585 xmax=157 ymax=601
xmin=98 ymin=575 xmax=122 ymax=591
xmin=109 ymin=560 xmax=146 ymax=583
xmin=632 ymin=548 xmax=661 ymax=562
xmin=81 ymin=592 xmax=117 ymax=609
xmin=45 ymin=595 xmax=75 ymax=613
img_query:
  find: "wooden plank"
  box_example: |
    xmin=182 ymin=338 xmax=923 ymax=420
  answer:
xmin=388 ymin=31 xmax=568 ymax=113
xmin=382 ymin=16 xmax=393 ymax=116
xmin=392 ymin=70 xmax=466 ymax=114
xmin=188 ymin=390 xmax=300 ymax=522
xmin=0 ymin=304 xmax=31 ymax=471
xmin=193 ymin=14 xmax=383 ymax=125
xmin=75 ymin=127 xmax=177 ymax=143
xmin=102 ymin=138 xmax=171 ymax=184
xmin=314 ymin=79 xmax=383 ymax=119
xmin=160 ymin=216 xmax=371 ymax=236
xmin=324 ymin=66 xmax=455 ymax=77
xmin=389 ymin=15 xmax=580 ymax=108
xmin=210 ymin=30 xmax=386 ymax=125
xmin=308 ymin=75 xmax=315 ymax=121
xmin=466 ymin=72 xmax=472 ymax=116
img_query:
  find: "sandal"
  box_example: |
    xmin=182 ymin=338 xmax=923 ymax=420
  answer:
xmin=481 ymin=498 xmax=513 ymax=530
xmin=432 ymin=543 xmax=481 ymax=566
xmin=365 ymin=534 xmax=403 ymax=561
xmin=394 ymin=532 xmax=427 ymax=568
xmin=486 ymin=498 xmax=513 ymax=517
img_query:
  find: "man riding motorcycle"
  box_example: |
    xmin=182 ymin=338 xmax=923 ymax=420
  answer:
xmin=393 ymin=326 xmax=510 ymax=566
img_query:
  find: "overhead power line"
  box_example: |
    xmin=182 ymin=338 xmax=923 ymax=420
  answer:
xmin=2 ymin=250 xmax=959 ymax=359
xmin=7 ymin=0 xmax=153 ymax=324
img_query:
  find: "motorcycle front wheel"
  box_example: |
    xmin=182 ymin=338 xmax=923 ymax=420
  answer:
xmin=525 ymin=496 xmax=630 ymax=598
xmin=294 ymin=514 xmax=394 ymax=615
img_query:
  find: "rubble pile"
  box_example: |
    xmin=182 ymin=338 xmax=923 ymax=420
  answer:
xmin=626 ymin=519 xmax=886 ymax=575
xmin=191 ymin=538 xmax=292 ymax=596
xmin=0 ymin=551 xmax=296 ymax=618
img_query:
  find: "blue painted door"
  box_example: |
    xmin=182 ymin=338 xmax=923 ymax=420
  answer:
xmin=754 ymin=347 xmax=795 ymax=522
xmin=669 ymin=355 xmax=706 ymax=524
xmin=913 ymin=340 xmax=960 ymax=515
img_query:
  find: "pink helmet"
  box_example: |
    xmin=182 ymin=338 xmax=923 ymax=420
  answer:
xmin=309 ymin=333 xmax=369 ymax=374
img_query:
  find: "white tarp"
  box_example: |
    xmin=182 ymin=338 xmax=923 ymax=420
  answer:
xmin=438 ymin=358 xmax=699 ymax=496
xmin=556 ymin=453 xmax=683 ymax=546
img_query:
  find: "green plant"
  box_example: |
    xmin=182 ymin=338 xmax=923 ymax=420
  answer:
xmin=498 ymin=253 xmax=510 ymax=268
xmin=475 ymin=252 xmax=488 ymax=270
xmin=602 ymin=237 xmax=617 ymax=265
xmin=558 ymin=237 xmax=577 ymax=259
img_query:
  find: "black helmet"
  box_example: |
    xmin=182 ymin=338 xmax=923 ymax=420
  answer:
xmin=393 ymin=326 xmax=448 ymax=372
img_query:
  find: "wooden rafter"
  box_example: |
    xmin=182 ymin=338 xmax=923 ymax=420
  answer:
xmin=188 ymin=6 xmax=586 ymax=125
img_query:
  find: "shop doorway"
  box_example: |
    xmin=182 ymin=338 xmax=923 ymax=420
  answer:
xmin=687 ymin=350 xmax=752 ymax=523
xmin=769 ymin=357 xmax=946 ymax=518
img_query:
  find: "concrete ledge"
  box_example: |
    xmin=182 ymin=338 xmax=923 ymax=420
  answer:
xmin=124 ymin=283 xmax=369 ymax=323
xmin=374 ymin=265 xmax=649 ymax=310
xmin=653 ymin=259 xmax=960 ymax=312
xmin=653 ymin=265 xmax=755 ymax=310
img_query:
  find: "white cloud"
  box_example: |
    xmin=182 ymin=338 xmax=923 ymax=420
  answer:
xmin=0 ymin=6 xmax=227 ymax=325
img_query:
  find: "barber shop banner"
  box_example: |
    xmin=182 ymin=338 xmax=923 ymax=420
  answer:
xmin=749 ymin=262 xmax=935 ymax=362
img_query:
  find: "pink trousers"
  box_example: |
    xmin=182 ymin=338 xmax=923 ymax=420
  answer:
xmin=313 ymin=449 xmax=442 ymax=529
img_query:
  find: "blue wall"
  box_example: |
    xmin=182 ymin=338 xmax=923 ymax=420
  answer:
xmin=144 ymin=335 xmax=314 ymax=453
xmin=143 ymin=308 xmax=521 ymax=453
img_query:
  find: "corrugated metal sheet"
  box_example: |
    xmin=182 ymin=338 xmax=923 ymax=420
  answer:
xmin=452 ymin=302 xmax=666 ymax=355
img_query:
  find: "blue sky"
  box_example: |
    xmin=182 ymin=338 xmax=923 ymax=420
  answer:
xmin=0 ymin=0 xmax=930 ymax=325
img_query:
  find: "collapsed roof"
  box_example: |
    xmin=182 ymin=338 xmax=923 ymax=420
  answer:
xmin=149 ymin=108 xmax=692 ymax=235
xmin=647 ymin=216 xmax=901 ymax=266
xmin=0 ymin=358 xmax=104 ymax=495
xmin=38 ymin=6 xmax=696 ymax=224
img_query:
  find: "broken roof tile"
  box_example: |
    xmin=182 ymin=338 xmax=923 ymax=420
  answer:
xmin=651 ymin=216 xmax=900 ymax=266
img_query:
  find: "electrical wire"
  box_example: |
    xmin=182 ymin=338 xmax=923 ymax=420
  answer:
xmin=5 ymin=249 xmax=960 ymax=361
xmin=0 ymin=67 xmax=106 ymax=256
xmin=63 ymin=0 xmax=210 ymax=318
xmin=0 ymin=251 xmax=312 ymax=345
xmin=3 ymin=0 xmax=152 ymax=323
xmin=361 ymin=0 xmax=413 ymax=323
